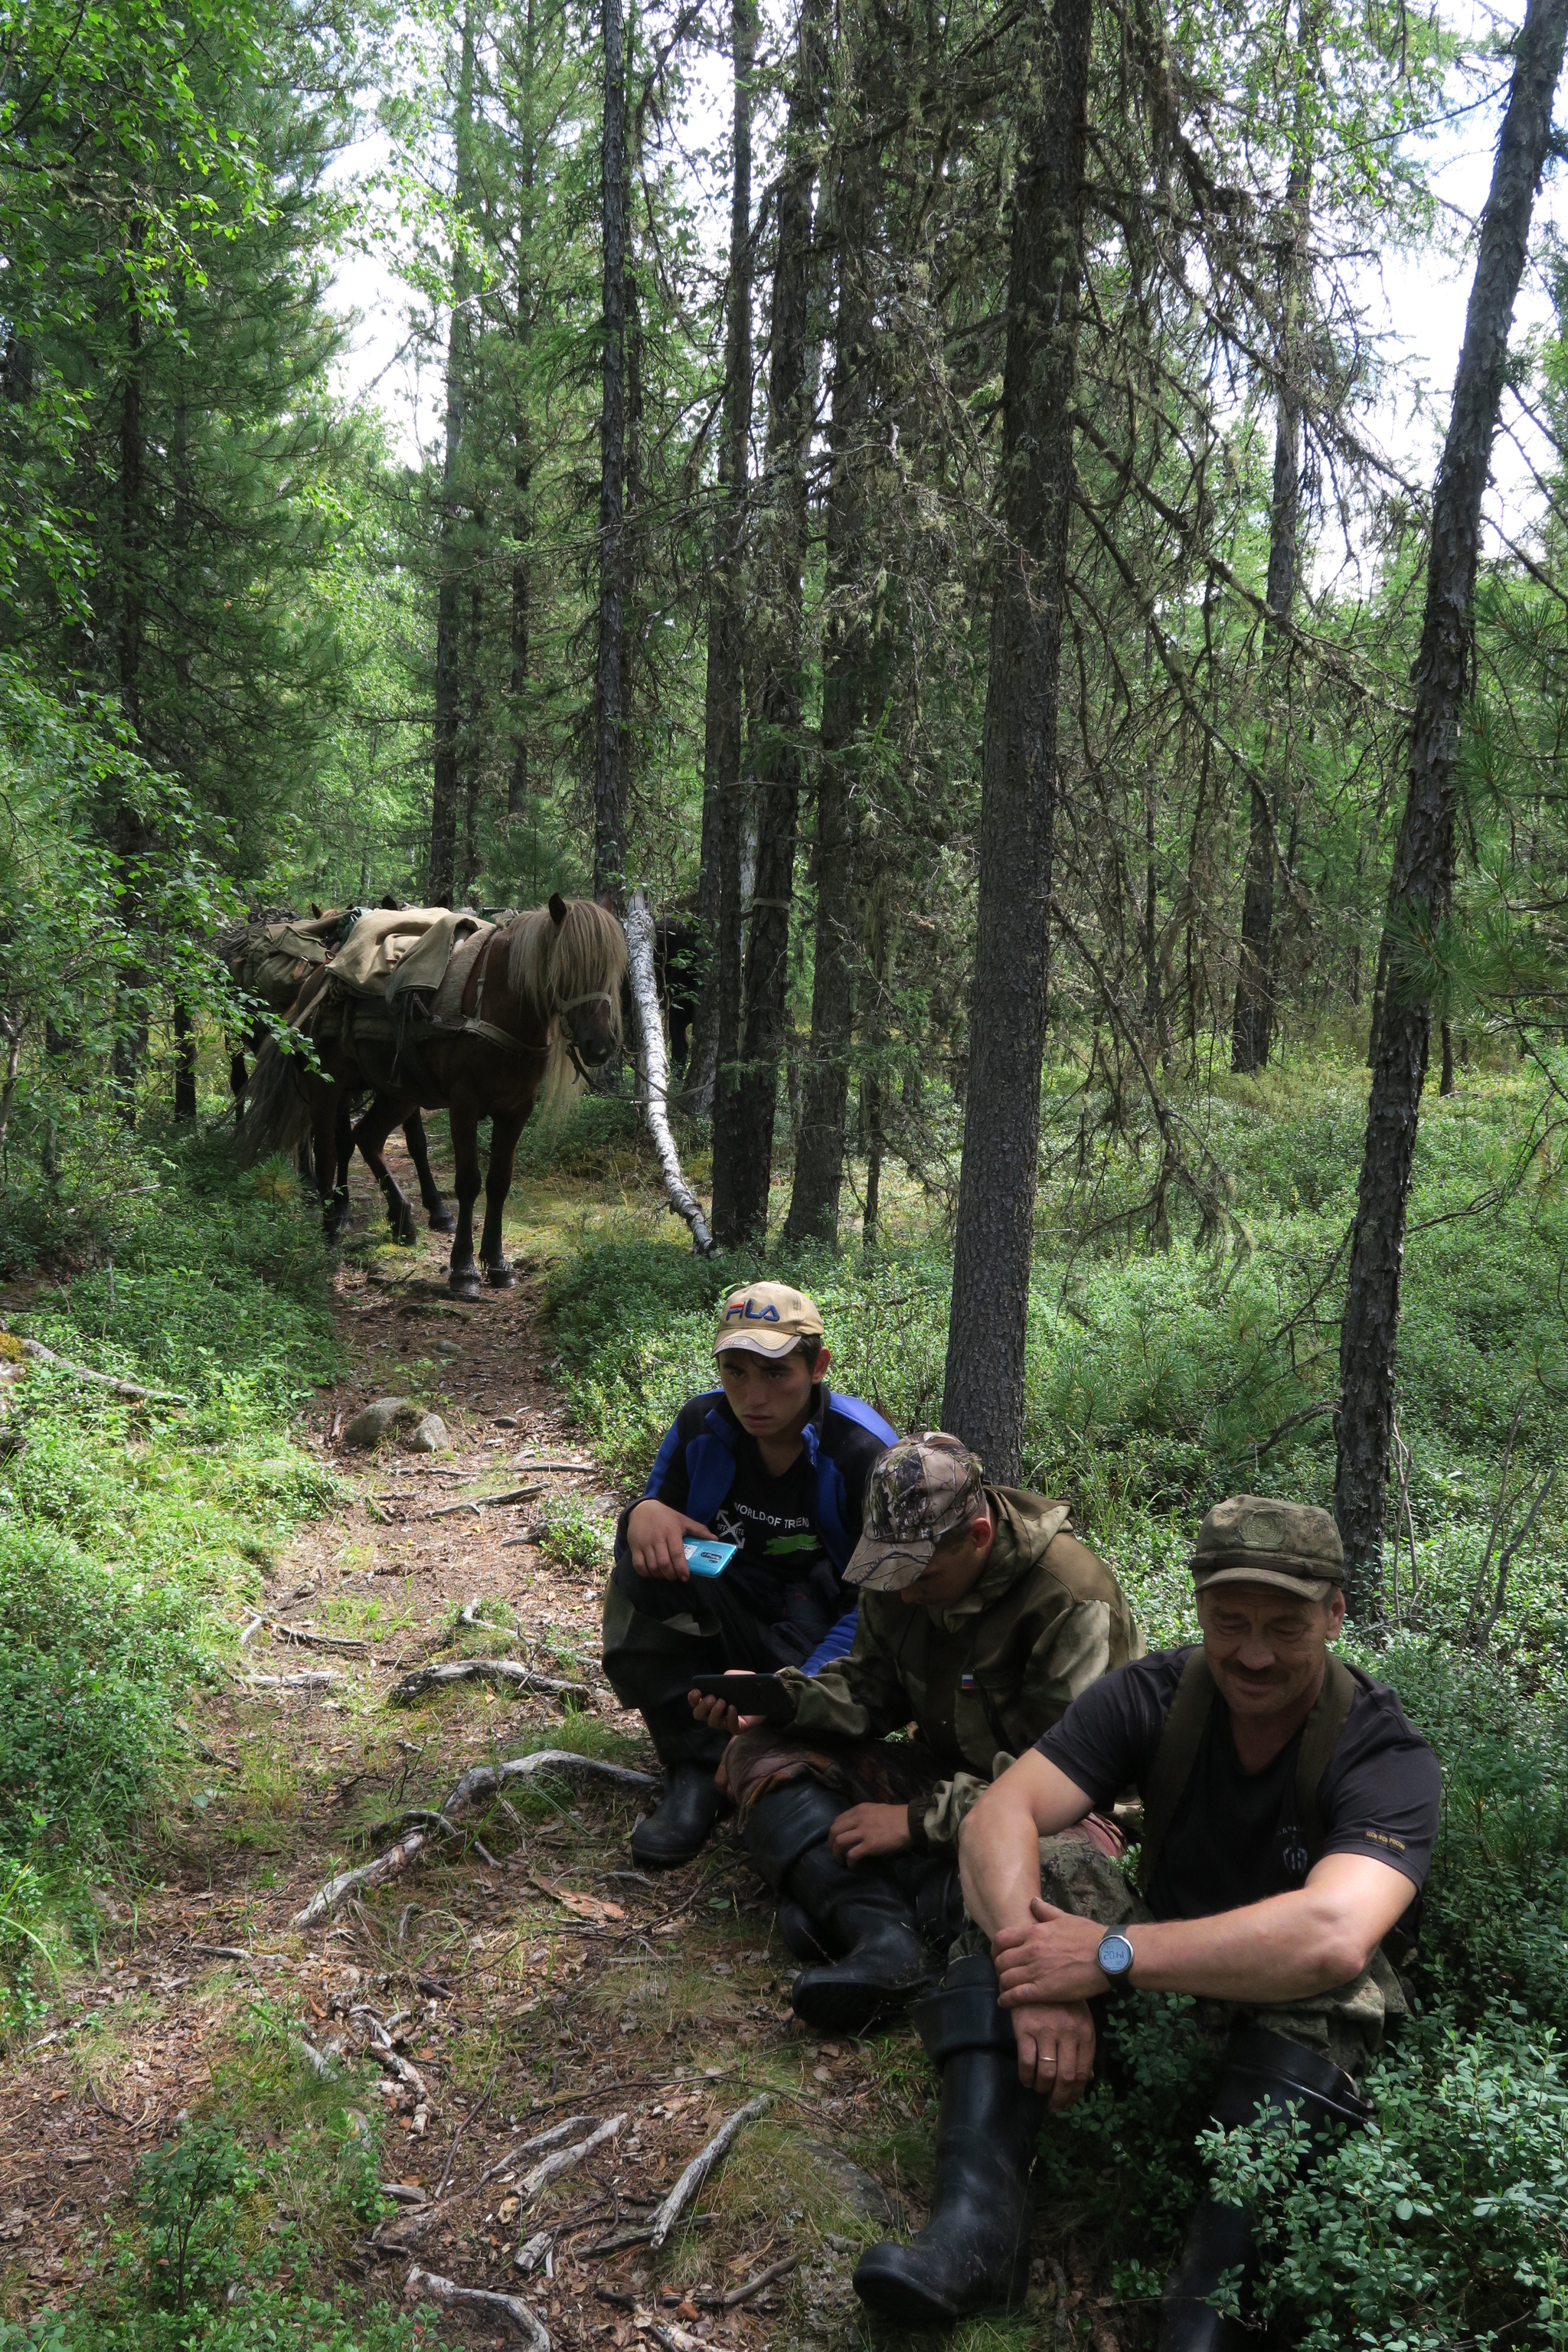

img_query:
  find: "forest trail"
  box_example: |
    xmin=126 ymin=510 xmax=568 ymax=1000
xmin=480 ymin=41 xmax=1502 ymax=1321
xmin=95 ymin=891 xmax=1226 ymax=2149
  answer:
xmin=3 ymin=1139 xmax=1070 ymax=2352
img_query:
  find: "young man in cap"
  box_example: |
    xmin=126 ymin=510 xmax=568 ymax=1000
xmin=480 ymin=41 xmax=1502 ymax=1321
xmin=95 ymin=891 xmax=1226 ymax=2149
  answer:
xmin=851 ymin=1495 xmax=1442 ymax=2344
xmin=701 ymin=1432 xmax=1142 ymax=2035
xmin=601 ymin=1282 xmax=896 ymax=1867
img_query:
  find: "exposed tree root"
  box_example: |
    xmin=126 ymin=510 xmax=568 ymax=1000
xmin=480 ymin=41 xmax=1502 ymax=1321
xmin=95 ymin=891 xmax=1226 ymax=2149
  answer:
xmin=292 ymin=1751 xmax=658 ymax=1923
xmin=648 ymin=2096 xmax=770 ymax=2250
xmin=405 ymin=2264 xmax=550 ymax=2348
xmin=387 ymin=1659 xmax=592 ymax=1707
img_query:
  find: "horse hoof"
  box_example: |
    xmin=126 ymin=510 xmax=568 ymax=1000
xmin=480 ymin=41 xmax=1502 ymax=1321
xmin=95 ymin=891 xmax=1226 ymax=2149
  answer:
xmin=429 ymin=1210 xmax=456 ymax=1234
xmin=395 ymin=1213 xmax=417 ymax=1247
xmin=449 ymin=1270 xmax=482 ymax=1300
xmin=485 ymin=1262 xmax=516 ymax=1289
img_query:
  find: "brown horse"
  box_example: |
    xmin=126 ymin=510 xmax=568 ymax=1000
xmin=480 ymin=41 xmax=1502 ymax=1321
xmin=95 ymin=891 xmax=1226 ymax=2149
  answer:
xmin=236 ymin=894 xmax=625 ymax=1295
xmin=218 ymin=904 xmax=456 ymax=1232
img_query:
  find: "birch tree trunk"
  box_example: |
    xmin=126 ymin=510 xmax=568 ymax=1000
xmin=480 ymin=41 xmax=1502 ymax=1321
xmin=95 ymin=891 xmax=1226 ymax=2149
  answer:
xmin=939 ymin=0 xmax=1092 ymax=1481
xmin=625 ymin=891 xmax=716 ymax=1253
xmin=1334 ymin=0 xmax=1568 ymax=1612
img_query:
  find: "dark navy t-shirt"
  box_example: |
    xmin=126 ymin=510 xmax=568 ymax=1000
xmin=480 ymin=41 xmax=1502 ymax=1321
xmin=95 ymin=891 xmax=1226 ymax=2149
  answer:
xmin=1036 ymin=1647 xmax=1442 ymax=1922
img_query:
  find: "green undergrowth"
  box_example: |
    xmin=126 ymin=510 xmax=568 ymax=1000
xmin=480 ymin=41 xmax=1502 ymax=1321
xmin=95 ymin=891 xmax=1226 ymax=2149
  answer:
xmin=542 ymin=1052 xmax=1568 ymax=2349
xmin=0 ymin=2053 xmax=424 ymax=2352
xmin=0 ymin=1122 xmax=342 ymax=2026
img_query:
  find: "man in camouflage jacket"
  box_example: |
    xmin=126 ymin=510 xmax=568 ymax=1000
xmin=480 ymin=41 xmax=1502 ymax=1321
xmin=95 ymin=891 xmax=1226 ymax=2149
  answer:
xmin=697 ymin=1433 xmax=1143 ymax=2033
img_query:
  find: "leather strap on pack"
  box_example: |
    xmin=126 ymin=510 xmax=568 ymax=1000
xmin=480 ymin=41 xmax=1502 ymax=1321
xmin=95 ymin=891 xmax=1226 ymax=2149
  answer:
xmin=1135 ymin=1651 xmax=1358 ymax=1899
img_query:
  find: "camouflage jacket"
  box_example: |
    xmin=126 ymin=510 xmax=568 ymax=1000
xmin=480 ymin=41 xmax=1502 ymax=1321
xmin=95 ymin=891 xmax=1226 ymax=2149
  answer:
xmin=775 ymin=1487 xmax=1144 ymax=1851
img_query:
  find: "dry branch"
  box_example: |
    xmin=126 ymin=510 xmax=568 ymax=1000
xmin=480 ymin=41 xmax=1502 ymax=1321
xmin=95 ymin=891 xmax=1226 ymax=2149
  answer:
xmin=292 ymin=1752 xmax=658 ymax=1922
xmin=428 ymin=1484 xmax=543 ymax=1520
xmin=624 ymin=890 xmax=715 ymax=1255
xmin=521 ymin=2112 xmax=626 ymax=2198
xmin=405 ymin=2264 xmax=550 ymax=2349
xmin=0 ymin=1320 xmax=186 ymax=1406
xmin=387 ymin=1660 xmax=592 ymax=1707
xmin=648 ymin=2096 xmax=770 ymax=2249
xmin=243 ymin=1669 xmax=341 ymax=1691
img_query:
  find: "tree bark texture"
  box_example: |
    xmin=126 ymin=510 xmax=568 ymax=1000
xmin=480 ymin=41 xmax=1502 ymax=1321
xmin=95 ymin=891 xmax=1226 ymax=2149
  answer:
xmin=690 ymin=0 xmax=755 ymax=1117
xmin=1232 ymin=151 xmax=1308 ymax=1075
xmin=593 ymin=0 xmax=629 ymax=908
xmin=1333 ymin=0 xmax=1568 ymax=1611
xmin=940 ymin=0 xmax=1092 ymax=1481
xmin=430 ymin=1 xmax=478 ymax=907
xmin=508 ymin=0 xmax=537 ymax=825
xmin=710 ymin=0 xmax=825 ymax=1245
xmin=786 ymin=133 xmax=877 ymax=1244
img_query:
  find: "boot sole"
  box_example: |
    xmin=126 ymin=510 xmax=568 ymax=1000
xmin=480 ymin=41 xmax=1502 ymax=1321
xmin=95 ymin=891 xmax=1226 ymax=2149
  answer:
xmin=853 ymin=2252 xmax=1024 ymax=2330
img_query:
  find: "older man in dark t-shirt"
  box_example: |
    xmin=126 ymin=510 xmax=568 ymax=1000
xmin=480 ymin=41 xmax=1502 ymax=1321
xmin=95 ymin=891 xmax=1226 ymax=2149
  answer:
xmin=852 ymin=1496 xmax=1442 ymax=2347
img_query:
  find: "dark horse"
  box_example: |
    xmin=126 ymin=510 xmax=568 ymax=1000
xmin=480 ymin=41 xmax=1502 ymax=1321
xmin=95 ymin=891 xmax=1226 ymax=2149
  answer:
xmin=618 ymin=916 xmax=710 ymax=1076
xmin=236 ymin=895 xmax=626 ymax=1296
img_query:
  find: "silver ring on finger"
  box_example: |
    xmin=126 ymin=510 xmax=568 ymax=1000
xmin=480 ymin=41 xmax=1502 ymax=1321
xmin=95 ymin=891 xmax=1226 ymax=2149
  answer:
xmin=1040 ymin=2055 xmax=1058 ymax=2069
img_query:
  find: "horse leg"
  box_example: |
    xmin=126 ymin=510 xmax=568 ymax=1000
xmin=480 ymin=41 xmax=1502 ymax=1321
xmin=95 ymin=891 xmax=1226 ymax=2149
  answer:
xmin=313 ymin=1088 xmax=348 ymax=1238
xmin=479 ymin=1108 xmax=527 ymax=1287
xmin=446 ymin=1102 xmax=484 ymax=1298
xmin=352 ymin=1095 xmax=418 ymax=1246
xmin=403 ymin=1108 xmax=455 ymax=1233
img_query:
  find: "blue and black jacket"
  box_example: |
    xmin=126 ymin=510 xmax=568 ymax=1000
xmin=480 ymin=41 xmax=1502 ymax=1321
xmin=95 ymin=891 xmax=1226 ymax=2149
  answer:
xmin=615 ymin=1385 xmax=895 ymax=1661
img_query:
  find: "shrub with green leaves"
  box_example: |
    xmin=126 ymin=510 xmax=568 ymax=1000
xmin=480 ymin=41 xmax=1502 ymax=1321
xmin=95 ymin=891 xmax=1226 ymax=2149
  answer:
xmin=1213 ymin=2014 xmax=1568 ymax=2350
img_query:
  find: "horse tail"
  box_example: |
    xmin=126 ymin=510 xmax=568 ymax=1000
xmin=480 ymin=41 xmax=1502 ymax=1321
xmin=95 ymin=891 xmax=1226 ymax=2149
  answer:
xmin=234 ymin=1024 xmax=316 ymax=1170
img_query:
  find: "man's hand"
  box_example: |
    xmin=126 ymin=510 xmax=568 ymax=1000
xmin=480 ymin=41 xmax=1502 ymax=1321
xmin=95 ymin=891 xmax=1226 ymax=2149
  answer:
xmin=994 ymin=1896 xmax=1111 ymax=2008
xmin=828 ymin=1802 xmax=912 ymax=1867
xmin=688 ymin=1674 xmax=764 ymax=1737
xmin=1008 ymin=1998 xmax=1096 ymax=2109
xmin=627 ymin=1499 xmax=714 ymax=1579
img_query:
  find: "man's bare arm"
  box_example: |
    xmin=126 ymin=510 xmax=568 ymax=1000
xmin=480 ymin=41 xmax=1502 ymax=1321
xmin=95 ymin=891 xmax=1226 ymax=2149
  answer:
xmin=958 ymin=1750 xmax=1096 ymax=1942
xmin=993 ymin=1852 xmax=1416 ymax=2009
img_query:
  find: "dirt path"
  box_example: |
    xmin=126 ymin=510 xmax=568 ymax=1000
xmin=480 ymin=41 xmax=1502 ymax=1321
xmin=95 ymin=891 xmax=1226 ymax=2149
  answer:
xmin=2 ymin=1142 xmax=997 ymax=2349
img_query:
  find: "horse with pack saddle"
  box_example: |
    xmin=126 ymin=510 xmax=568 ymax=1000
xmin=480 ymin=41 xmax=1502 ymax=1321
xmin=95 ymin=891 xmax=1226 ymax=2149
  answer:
xmin=235 ymin=893 xmax=625 ymax=1297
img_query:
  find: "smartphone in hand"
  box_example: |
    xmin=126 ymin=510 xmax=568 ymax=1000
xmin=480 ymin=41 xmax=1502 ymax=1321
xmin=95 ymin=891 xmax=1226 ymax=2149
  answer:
xmin=682 ymin=1537 xmax=740 ymax=1579
xmin=688 ymin=1671 xmax=795 ymax=1725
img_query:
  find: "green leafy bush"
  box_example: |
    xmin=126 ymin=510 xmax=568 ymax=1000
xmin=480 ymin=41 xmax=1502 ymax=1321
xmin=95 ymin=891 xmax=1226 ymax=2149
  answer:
xmin=0 ymin=1524 xmax=196 ymax=1858
xmin=1214 ymin=2014 xmax=1568 ymax=2350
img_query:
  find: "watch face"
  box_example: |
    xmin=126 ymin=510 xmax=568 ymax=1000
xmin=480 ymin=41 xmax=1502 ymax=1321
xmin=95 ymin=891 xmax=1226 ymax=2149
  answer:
xmin=1098 ymin=1932 xmax=1134 ymax=1978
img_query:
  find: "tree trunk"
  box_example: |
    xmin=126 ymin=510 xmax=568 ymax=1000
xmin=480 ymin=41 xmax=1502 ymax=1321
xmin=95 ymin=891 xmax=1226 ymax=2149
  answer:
xmin=940 ymin=0 xmax=1091 ymax=1480
xmin=710 ymin=0 xmax=825 ymax=1246
xmin=508 ymin=0 xmax=537 ymax=827
xmin=593 ymin=0 xmax=629 ymax=908
xmin=1333 ymin=0 xmax=1568 ymax=1612
xmin=690 ymin=0 xmax=755 ymax=1119
xmin=430 ymin=0 xmax=478 ymax=908
xmin=111 ymin=238 xmax=149 ymax=1116
xmin=786 ymin=134 xmax=876 ymax=1245
xmin=1232 ymin=147 xmax=1309 ymax=1075
xmin=460 ymin=507 xmax=485 ymax=899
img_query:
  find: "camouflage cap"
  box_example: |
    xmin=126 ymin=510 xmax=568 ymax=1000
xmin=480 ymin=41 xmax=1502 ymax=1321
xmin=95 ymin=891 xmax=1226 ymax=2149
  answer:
xmin=1192 ymin=1495 xmax=1344 ymax=1602
xmin=844 ymin=1433 xmax=987 ymax=1592
xmin=713 ymin=1281 xmax=824 ymax=1360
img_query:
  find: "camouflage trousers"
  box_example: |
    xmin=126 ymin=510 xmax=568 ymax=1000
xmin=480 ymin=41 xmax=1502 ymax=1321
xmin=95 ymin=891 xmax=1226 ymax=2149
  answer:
xmin=952 ymin=1833 xmax=1406 ymax=2077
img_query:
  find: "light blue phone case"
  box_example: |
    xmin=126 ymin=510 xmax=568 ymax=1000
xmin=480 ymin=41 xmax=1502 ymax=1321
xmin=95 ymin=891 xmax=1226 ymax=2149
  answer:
xmin=683 ymin=1537 xmax=739 ymax=1579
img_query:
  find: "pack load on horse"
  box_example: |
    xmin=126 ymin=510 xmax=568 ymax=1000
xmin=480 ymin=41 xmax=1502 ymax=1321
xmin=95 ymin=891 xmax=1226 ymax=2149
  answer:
xmin=235 ymin=893 xmax=625 ymax=1297
xmin=217 ymin=900 xmax=452 ymax=1229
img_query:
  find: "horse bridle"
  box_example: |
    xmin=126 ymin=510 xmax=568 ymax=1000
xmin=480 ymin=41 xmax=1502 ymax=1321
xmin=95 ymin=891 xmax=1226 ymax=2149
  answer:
xmin=553 ymin=988 xmax=617 ymax=1087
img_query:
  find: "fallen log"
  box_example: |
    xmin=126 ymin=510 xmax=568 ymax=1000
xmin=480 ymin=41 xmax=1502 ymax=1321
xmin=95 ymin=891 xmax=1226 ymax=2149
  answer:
xmin=0 ymin=1320 xmax=186 ymax=1406
xmin=406 ymin=2265 xmax=549 ymax=2350
xmin=387 ymin=1659 xmax=592 ymax=1707
xmin=648 ymin=2096 xmax=770 ymax=2250
xmin=623 ymin=890 xmax=715 ymax=1256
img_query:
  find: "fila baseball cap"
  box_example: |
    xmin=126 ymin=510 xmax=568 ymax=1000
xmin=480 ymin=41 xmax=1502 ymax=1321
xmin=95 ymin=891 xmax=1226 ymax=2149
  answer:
xmin=713 ymin=1281 xmax=825 ymax=1361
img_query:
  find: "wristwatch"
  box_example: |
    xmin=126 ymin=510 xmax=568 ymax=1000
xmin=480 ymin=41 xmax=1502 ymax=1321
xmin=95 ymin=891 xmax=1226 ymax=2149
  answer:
xmin=1095 ymin=1928 xmax=1136 ymax=1991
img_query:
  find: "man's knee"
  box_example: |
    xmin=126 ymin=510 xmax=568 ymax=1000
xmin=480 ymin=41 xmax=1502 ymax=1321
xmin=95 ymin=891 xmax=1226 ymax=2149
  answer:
xmin=1037 ymin=1820 xmax=1142 ymax=1928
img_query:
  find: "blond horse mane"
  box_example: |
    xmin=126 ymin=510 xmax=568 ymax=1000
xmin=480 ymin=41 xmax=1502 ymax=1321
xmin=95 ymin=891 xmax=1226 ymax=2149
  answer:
xmin=503 ymin=897 xmax=627 ymax=1105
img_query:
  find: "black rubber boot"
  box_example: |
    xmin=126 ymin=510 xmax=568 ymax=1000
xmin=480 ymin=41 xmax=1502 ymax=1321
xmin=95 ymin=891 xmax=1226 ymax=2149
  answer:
xmin=630 ymin=1761 xmax=723 ymax=1868
xmin=776 ymin=1900 xmax=834 ymax=1964
xmin=1158 ymin=2025 xmax=1372 ymax=2351
xmin=743 ymin=1781 xmax=933 ymax=2034
xmin=853 ymin=1955 xmax=1047 ymax=2328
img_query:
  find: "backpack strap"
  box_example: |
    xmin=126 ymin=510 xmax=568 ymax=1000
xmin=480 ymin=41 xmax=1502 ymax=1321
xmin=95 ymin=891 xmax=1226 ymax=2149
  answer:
xmin=1135 ymin=1651 xmax=1215 ymax=1898
xmin=1295 ymin=1654 xmax=1359 ymax=1866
